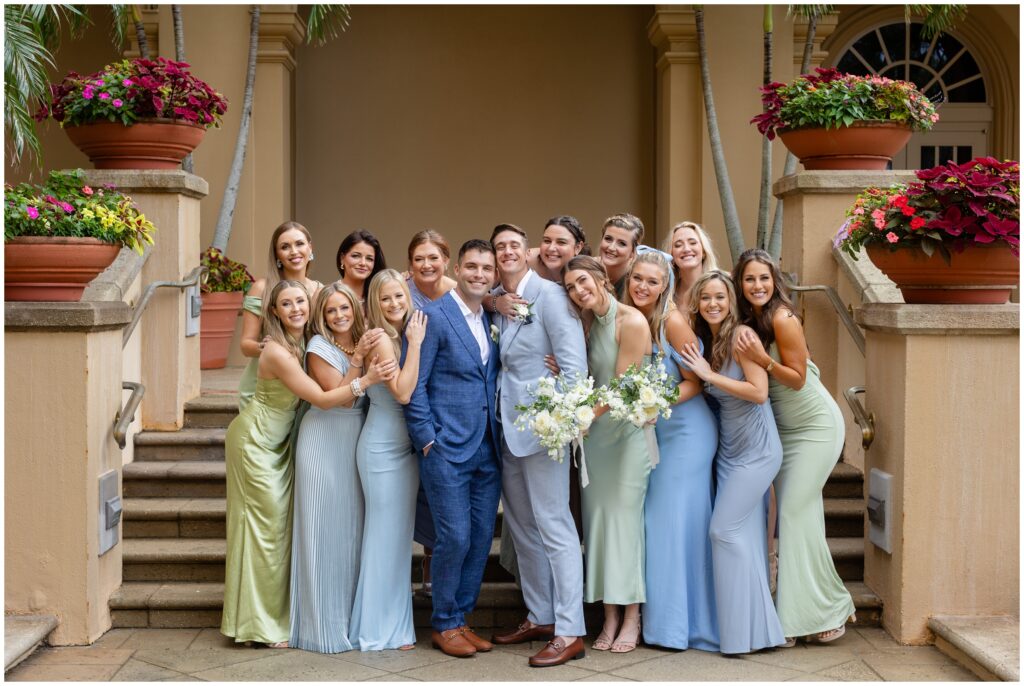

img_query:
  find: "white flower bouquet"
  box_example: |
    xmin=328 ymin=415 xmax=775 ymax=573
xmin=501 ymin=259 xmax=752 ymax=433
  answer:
xmin=597 ymin=355 xmax=678 ymax=467
xmin=514 ymin=373 xmax=599 ymax=462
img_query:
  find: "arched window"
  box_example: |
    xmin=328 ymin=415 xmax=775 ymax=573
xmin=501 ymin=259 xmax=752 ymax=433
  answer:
xmin=834 ymin=21 xmax=991 ymax=169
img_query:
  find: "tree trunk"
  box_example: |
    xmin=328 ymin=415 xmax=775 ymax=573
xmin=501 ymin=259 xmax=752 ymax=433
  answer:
xmin=767 ymin=13 xmax=818 ymax=259
xmin=211 ymin=5 xmax=260 ymax=253
xmin=171 ymin=5 xmax=193 ymax=174
xmin=757 ymin=5 xmax=773 ymax=250
xmin=694 ymin=6 xmax=745 ymax=263
xmin=131 ymin=5 xmax=149 ymax=59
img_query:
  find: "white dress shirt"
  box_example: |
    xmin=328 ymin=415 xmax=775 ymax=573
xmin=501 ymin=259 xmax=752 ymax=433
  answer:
xmin=450 ymin=289 xmax=490 ymax=365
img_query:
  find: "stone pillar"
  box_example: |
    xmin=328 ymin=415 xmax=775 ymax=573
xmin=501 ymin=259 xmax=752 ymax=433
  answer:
xmin=5 ymin=302 xmax=132 ymax=644
xmin=856 ymin=303 xmax=1019 ymax=644
xmin=647 ymin=6 xmax=702 ymax=245
xmin=772 ymin=170 xmax=917 ymax=395
xmin=84 ymin=171 xmax=208 ymax=430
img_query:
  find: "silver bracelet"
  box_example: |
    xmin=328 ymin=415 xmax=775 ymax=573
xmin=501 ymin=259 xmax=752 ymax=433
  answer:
xmin=350 ymin=377 xmax=365 ymax=398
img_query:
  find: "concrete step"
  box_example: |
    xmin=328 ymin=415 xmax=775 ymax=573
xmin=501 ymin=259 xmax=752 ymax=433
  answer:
xmin=828 ymin=536 xmax=864 ymax=582
xmin=183 ymin=395 xmax=238 ymax=429
xmin=111 ymin=580 xmax=881 ymax=630
xmin=4 ymin=615 xmax=58 ymax=673
xmin=134 ymin=428 xmax=226 ymax=462
xmin=929 ymin=614 xmax=1019 ymax=681
xmin=824 ymin=497 xmax=865 ymax=538
xmin=123 ymin=462 xmax=225 ymax=498
xmin=123 ymin=498 xmax=226 ymax=538
xmin=823 ymin=462 xmax=863 ymax=499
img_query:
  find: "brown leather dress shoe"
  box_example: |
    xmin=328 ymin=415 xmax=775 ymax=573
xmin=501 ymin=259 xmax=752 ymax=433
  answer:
xmin=492 ymin=620 xmax=556 ymax=645
xmin=529 ymin=637 xmax=586 ymax=667
xmin=431 ymin=628 xmax=476 ymax=657
xmin=458 ymin=626 xmax=493 ymax=652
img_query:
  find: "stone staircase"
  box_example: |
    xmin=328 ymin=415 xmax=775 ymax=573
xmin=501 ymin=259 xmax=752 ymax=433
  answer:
xmin=112 ymin=392 xmax=881 ymax=630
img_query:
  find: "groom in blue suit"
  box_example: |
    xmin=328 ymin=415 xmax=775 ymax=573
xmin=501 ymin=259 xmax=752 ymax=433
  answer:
xmin=404 ymin=239 xmax=502 ymax=658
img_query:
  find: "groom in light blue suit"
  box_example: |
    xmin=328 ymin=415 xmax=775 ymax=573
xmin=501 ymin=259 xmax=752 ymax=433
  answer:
xmin=404 ymin=239 xmax=502 ymax=658
xmin=488 ymin=224 xmax=588 ymax=667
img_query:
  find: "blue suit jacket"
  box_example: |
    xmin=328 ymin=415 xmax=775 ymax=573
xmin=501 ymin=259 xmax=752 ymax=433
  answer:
xmin=403 ymin=292 xmax=501 ymax=463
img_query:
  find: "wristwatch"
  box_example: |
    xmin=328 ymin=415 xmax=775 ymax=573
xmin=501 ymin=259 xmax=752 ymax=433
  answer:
xmin=764 ymin=359 xmax=775 ymax=373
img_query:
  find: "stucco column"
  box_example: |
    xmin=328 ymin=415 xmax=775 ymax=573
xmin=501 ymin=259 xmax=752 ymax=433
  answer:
xmin=772 ymin=171 xmax=917 ymax=396
xmin=84 ymin=171 xmax=208 ymax=430
xmin=856 ymin=303 xmax=1019 ymax=644
xmin=5 ymin=302 xmax=132 ymax=644
xmin=647 ymin=6 xmax=702 ymax=245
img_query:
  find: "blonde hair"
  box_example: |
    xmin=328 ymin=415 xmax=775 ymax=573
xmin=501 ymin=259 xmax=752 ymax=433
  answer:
xmin=623 ymin=251 xmax=674 ymax=343
xmin=366 ymin=269 xmax=412 ymax=358
xmin=266 ymin=221 xmax=314 ymax=291
xmin=663 ymin=221 xmax=719 ymax=277
xmin=308 ymin=282 xmax=366 ymax=348
xmin=689 ymin=270 xmax=740 ymax=372
xmin=261 ymin=279 xmax=309 ymax=362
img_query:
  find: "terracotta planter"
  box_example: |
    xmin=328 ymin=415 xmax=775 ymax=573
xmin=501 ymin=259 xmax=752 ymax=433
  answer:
xmin=866 ymin=243 xmax=1020 ymax=304
xmin=64 ymin=118 xmax=205 ymax=170
xmin=200 ymin=291 xmax=244 ymax=369
xmin=779 ymin=121 xmax=912 ymax=170
xmin=5 ymin=236 xmax=121 ymax=302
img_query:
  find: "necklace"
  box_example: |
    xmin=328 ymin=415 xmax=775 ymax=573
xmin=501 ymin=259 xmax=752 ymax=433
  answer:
xmin=331 ymin=336 xmax=356 ymax=356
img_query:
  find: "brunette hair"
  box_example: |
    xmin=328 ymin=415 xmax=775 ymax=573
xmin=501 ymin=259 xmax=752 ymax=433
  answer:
xmin=266 ymin=221 xmax=313 ymax=291
xmin=732 ymin=248 xmax=797 ymax=348
xmin=545 ymin=215 xmax=590 ymax=256
xmin=623 ymin=251 xmax=674 ymax=343
xmin=689 ymin=270 xmax=740 ymax=372
xmin=308 ymin=282 xmax=367 ymax=349
xmin=366 ymin=269 xmax=412 ymax=358
xmin=662 ymin=220 xmax=719 ymax=275
xmin=407 ymin=229 xmax=451 ymax=263
xmin=602 ymin=212 xmax=645 ymax=249
xmin=490 ymin=223 xmax=528 ymax=245
xmin=336 ymin=230 xmax=387 ymax=298
xmin=458 ymin=238 xmax=496 ymax=262
xmin=260 ymin=279 xmax=309 ymax=362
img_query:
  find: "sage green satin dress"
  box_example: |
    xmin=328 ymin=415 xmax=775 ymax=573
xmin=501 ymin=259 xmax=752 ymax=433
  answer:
xmin=237 ymin=295 xmax=263 ymax=413
xmin=581 ymin=298 xmax=652 ymax=604
xmin=769 ymin=344 xmax=855 ymax=637
xmin=222 ymin=377 xmax=298 ymax=644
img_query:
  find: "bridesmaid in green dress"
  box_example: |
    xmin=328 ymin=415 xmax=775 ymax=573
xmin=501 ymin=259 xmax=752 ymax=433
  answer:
xmin=563 ymin=256 xmax=652 ymax=654
xmin=222 ymin=280 xmax=396 ymax=647
xmin=238 ymin=221 xmax=322 ymax=412
xmin=732 ymin=249 xmax=855 ymax=645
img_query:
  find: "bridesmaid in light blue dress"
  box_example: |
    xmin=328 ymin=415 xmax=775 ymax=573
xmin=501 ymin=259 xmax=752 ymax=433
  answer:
xmin=350 ymin=270 xmax=428 ymax=651
xmin=290 ymin=283 xmax=390 ymax=653
xmin=624 ymin=251 xmax=719 ymax=651
xmin=679 ymin=270 xmax=785 ymax=655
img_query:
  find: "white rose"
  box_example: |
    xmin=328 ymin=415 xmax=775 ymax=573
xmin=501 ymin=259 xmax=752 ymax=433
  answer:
xmin=575 ymin=405 xmax=595 ymax=430
xmin=535 ymin=380 xmax=555 ymax=399
xmin=644 ymin=404 xmax=660 ymax=421
xmin=639 ymin=386 xmax=658 ymax=406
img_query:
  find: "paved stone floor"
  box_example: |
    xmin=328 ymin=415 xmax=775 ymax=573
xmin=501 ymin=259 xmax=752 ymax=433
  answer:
xmin=7 ymin=626 xmax=978 ymax=681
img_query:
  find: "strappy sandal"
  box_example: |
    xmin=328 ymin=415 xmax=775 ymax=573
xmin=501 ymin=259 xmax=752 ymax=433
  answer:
xmin=592 ymin=629 xmax=615 ymax=651
xmin=809 ymin=625 xmax=846 ymax=643
xmin=267 ymin=641 xmax=289 ymax=649
xmin=780 ymin=637 xmax=797 ymax=648
xmin=610 ymin=621 xmax=641 ymax=654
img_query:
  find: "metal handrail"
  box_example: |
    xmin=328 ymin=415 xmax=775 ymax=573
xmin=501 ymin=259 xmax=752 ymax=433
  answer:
xmin=113 ymin=381 xmax=145 ymax=449
xmin=785 ymin=280 xmax=865 ymax=357
xmin=122 ymin=265 xmax=206 ymax=348
xmin=843 ymin=386 xmax=874 ymax=450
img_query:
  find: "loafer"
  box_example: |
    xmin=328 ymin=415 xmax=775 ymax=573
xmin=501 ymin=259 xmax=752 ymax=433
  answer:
xmin=529 ymin=637 xmax=586 ymax=667
xmin=492 ymin=620 xmax=556 ymax=645
xmin=459 ymin=626 xmax=493 ymax=652
xmin=431 ymin=628 xmax=476 ymax=657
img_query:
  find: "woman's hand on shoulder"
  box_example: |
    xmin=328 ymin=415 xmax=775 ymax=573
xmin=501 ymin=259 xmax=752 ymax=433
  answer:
xmin=405 ymin=310 xmax=428 ymax=347
xmin=363 ymin=354 xmax=398 ymax=386
xmin=735 ymin=326 xmax=769 ymax=366
xmin=678 ymin=342 xmax=711 ymax=381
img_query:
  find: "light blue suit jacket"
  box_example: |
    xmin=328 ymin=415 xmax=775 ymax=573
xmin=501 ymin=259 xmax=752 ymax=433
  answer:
xmin=495 ymin=270 xmax=587 ymax=457
xmin=403 ymin=291 xmax=501 ymax=463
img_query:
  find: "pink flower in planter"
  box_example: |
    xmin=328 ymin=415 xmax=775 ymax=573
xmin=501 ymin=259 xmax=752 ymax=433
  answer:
xmin=82 ymin=87 xmax=94 ymax=100
xmin=873 ymin=217 xmax=886 ymax=230
xmin=853 ymin=207 xmax=865 ymax=215
xmin=871 ymin=209 xmax=885 ymax=221
xmin=82 ymin=186 xmax=94 ymax=196
xmin=98 ymin=92 xmax=111 ymax=101
xmin=886 ymin=232 xmax=899 ymax=243
xmin=112 ymin=99 xmax=123 ymax=108
xmin=26 ymin=206 xmax=39 ymax=219
xmin=122 ymin=78 xmax=134 ymax=87
xmin=59 ymin=201 xmax=74 ymax=214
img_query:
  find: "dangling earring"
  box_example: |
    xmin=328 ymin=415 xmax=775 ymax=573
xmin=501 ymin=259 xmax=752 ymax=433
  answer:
xmin=339 ymin=265 xmax=345 ymax=276
xmin=309 ymin=253 xmax=315 ymax=262
xmin=276 ymin=259 xmax=283 ymax=269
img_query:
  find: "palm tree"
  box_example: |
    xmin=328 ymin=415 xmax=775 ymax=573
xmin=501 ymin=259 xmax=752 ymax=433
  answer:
xmin=756 ymin=5 xmax=774 ymax=251
xmin=110 ymin=5 xmax=149 ymax=59
xmin=210 ymin=4 xmax=350 ymax=252
xmin=3 ymin=4 xmax=88 ymax=166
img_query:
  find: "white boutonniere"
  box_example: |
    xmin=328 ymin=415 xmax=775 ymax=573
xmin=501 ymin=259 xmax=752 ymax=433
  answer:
xmin=511 ymin=302 xmax=535 ymax=324
xmin=490 ymin=324 xmax=500 ymax=343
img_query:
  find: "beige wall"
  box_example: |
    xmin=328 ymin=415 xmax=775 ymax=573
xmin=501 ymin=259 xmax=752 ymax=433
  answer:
xmin=293 ymin=4 xmax=656 ymax=286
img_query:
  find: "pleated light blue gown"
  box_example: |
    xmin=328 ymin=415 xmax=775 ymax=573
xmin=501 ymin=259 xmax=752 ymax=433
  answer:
xmin=289 ymin=336 xmax=366 ymax=653
xmin=642 ymin=338 xmax=720 ymax=651
xmin=705 ymin=356 xmax=786 ymax=654
xmin=350 ymin=381 xmax=418 ymax=650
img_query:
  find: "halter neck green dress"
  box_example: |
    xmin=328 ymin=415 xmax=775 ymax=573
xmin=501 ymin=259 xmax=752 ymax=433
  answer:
xmin=580 ymin=297 xmax=652 ymax=604
xmin=222 ymin=376 xmax=299 ymax=644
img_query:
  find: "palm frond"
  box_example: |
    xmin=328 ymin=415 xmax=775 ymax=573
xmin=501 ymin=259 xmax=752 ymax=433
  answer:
xmin=907 ymin=4 xmax=968 ymax=38
xmin=306 ymin=4 xmax=350 ymax=46
xmin=787 ymin=5 xmax=835 ymax=20
xmin=108 ymin=4 xmax=132 ymax=50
